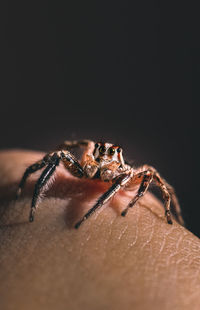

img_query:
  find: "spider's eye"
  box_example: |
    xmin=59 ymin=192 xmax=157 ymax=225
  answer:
xmin=95 ymin=143 xmax=99 ymax=148
xmin=99 ymin=145 xmax=106 ymax=154
xmin=108 ymin=147 xmax=115 ymax=155
xmin=117 ymin=147 xmax=122 ymax=153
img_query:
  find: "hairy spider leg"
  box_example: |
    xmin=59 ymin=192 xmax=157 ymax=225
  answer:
xmin=74 ymin=173 xmax=131 ymax=229
xmin=164 ymin=181 xmax=184 ymax=226
xmin=16 ymin=159 xmax=46 ymax=199
xmin=142 ymin=165 xmax=184 ymax=225
xmin=57 ymin=139 xmax=93 ymax=153
xmin=57 ymin=139 xmax=95 ymax=165
xmin=29 ymin=149 xmax=86 ymax=222
xmin=152 ymin=172 xmax=173 ymax=225
xmin=29 ymin=154 xmax=60 ymax=222
xmin=121 ymin=168 xmax=173 ymax=224
xmin=60 ymin=151 xmax=85 ymax=178
xmin=121 ymin=170 xmax=153 ymax=216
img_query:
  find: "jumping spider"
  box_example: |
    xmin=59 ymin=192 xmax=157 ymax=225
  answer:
xmin=16 ymin=139 xmax=184 ymax=228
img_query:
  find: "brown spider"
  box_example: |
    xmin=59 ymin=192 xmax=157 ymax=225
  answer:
xmin=16 ymin=139 xmax=184 ymax=228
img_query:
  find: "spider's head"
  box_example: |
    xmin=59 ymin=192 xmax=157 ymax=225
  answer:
xmin=93 ymin=142 xmax=125 ymax=166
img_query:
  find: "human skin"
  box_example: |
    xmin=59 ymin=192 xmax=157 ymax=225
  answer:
xmin=0 ymin=150 xmax=200 ymax=310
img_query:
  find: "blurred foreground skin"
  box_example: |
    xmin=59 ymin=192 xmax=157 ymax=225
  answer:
xmin=0 ymin=150 xmax=200 ymax=310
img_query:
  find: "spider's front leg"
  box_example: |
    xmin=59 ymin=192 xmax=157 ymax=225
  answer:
xmin=29 ymin=150 xmax=86 ymax=222
xmin=16 ymin=159 xmax=47 ymax=199
xmin=74 ymin=173 xmax=132 ymax=229
xmin=29 ymin=153 xmax=61 ymax=222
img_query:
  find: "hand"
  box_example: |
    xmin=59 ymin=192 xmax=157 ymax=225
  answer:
xmin=0 ymin=150 xmax=199 ymax=310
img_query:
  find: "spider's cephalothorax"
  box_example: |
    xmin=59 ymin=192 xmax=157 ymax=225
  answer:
xmin=16 ymin=139 xmax=184 ymax=229
xmin=93 ymin=142 xmax=124 ymax=166
xmin=83 ymin=142 xmax=130 ymax=182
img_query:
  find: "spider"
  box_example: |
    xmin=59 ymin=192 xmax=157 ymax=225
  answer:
xmin=16 ymin=139 xmax=184 ymax=228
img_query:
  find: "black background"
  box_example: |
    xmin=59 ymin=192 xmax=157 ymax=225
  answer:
xmin=1 ymin=2 xmax=199 ymax=236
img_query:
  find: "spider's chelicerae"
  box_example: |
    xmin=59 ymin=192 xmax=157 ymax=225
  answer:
xmin=16 ymin=139 xmax=184 ymax=228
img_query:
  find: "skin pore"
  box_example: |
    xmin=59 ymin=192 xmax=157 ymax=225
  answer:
xmin=0 ymin=150 xmax=200 ymax=310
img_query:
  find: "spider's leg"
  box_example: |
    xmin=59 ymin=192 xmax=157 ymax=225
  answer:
xmin=57 ymin=139 xmax=94 ymax=152
xmin=57 ymin=140 xmax=95 ymax=166
xmin=122 ymin=167 xmax=174 ymax=225
xmin=55 ymin=139 xmax=95 ymax=176
xmin=60 ymin=151 xmax=85 ymax=178
xmin=16 ymin=159 xmax=46 ymax=199
xmin=121 ymin=170 xmax=153 ymax=217
xmin=164 ymin=181 xmax=184 ymax=226
xmin=74 ymin=173 xmax=131 ymax=229
xmin=142 ymin=165 xmax=184 ymax=225
xmin=152 ymin=172 xmax=176 ymax=225
xmin=29 ymin=153 xmax=60 ymax=222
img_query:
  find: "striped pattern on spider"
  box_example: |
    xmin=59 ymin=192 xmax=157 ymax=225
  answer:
xmin=16 ymin=139 xmax=184 ymax=229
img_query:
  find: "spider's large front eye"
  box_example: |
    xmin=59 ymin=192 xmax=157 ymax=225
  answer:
xmin=99 ymin=145 xmax=106 ymax=154
xmin=108 ymin=147 xmax=115 ymax=155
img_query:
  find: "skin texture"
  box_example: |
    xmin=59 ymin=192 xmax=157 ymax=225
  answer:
xmin=0 ymin=150 xmax=200 ymax=310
